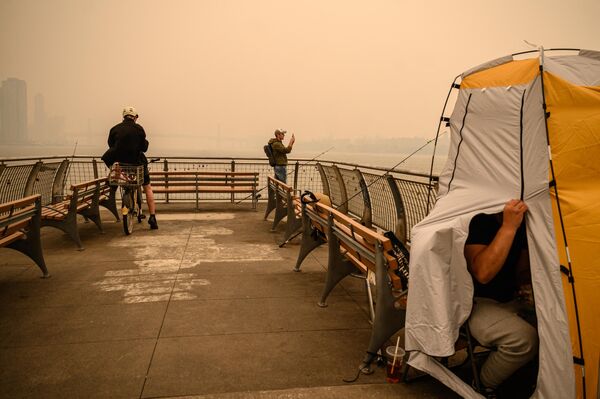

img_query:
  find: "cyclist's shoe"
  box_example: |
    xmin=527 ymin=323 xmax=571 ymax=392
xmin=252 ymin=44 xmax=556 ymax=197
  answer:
xmin=148 ymin=215 xmax=158 ymax=229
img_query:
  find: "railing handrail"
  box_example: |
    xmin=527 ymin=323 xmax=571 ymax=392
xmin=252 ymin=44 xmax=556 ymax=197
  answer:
xmin=1 ymin=154 xmax=439 ymax=181
xmin=1 ymin=154 xmax=439 ymax=243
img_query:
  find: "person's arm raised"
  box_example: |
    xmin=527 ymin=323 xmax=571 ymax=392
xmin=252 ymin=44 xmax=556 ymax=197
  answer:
xmin=465 ymin=200 xmax=527 ymax=284
xmin=285 ymin=133 xmax=295 ymax=152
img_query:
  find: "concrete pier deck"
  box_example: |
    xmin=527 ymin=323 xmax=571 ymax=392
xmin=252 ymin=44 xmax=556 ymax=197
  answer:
xmin=0 ymin=203 xmax=458 ymax=398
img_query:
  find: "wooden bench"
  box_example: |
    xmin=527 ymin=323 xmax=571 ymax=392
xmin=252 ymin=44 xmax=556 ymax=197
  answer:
xmin=293 ymin=191 xmax=360 ymax=271
xmin=150 ymin=171 xmax=259 ymax=210
xmin=263 ymin=176 xmax=302 ymax=242
xmin=41 ymin=178 xmax=106 ymax=250
xmin=1 ymin=195 xmax=49 ymax=277
xmin=301 ymin=201 xmax=409 ymax=372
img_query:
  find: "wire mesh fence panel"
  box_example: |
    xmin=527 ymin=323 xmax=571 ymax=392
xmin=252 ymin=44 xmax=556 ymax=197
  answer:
xmin=97 ymin=163 xmax=111 ymax=180
xmin=338 ymin=167 xmax=365 ymax=220
xmin=321 ymin=165 xmax=344 ymax=208
xmin=65 ymin=161 xmax=98 ymax=187
xmin=295 ymin=163 xmax=323 ymax=194
xmin=393 ymin=178 xmax=437 ymax=241
xmin=0 ymin=164 xmax=34 ymax=204
xmin=361 ymin=172 xmax=398 ymax=233
xmin=31 ymin=162 xmax=63 ymax=205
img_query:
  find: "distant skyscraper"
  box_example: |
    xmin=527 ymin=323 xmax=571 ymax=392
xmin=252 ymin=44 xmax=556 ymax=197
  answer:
xmin=0 ymin=78 xmax=28 ymax=144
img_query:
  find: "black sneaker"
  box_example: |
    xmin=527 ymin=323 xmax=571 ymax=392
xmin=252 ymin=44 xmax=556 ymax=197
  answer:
xmin=148 ymin=215 xmax=158 ymax=229
xmin=472 ymin=380 xmax=497 ymax=399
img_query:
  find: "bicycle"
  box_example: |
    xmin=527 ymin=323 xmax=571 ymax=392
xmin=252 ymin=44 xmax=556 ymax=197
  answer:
xmin=108 ymin=158 xmax=159 ymax=235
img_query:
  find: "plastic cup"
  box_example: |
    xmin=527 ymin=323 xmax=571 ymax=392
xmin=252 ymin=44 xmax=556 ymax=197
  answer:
xmin=385 ymin=345 xmax=405 ymax=383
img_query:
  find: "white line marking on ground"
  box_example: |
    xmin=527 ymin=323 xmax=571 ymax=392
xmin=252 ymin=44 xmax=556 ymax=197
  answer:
xmin=96 ymin=212 xmax=282 ymax=303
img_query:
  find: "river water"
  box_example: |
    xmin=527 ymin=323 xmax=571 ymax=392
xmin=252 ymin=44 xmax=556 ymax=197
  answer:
xmin=1 ymin=144 xmax=448 ymax=175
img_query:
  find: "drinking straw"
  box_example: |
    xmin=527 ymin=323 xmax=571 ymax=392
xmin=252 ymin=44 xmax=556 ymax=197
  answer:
xmin=390 ymin=335 xmax=401 ymax=374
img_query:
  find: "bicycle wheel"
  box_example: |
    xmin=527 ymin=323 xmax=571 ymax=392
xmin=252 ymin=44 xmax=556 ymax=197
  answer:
xmin=122 ymin=189 xmax=134 ymax=235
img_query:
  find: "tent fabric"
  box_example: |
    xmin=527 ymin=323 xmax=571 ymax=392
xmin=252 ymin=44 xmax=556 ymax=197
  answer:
xmin=404 ymin=51 xmax=600 ymax=399
xmin=460 ymin=58 xmax=539 ymax=89
xmin=544 ymin=66 xmax=600 ymax=399
xmin=461 ymin=55 xmax=514 ymax=80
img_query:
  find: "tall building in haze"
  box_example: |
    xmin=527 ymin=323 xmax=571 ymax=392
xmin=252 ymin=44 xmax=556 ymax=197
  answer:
xmin=0 ymin=78 xmax=28 ymax=144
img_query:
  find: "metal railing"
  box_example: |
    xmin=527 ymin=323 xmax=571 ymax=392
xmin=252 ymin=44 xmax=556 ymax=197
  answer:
xmin=0 ymin=155 xmax=438 ymax=242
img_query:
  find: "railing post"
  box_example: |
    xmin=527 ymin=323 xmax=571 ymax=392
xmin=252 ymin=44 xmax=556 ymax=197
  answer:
xmin=332 ymin=165 xmax=348 ymax=214
xmin=51 ymin=159 xmax=70 ymax=204
xmin=385 ymin=175 xmax=408 ymax=245
xmin=195 ymin=172 xmax=199 ymax=210
xmin=230 ymin=160 xmax=235 ymax=203
xmin=92 ymin=159 xmax=98 ymax=178
xmin=293 ymin=161 xmax=299 ymax=192
xmin=163 ymin=159 xmax=169 ymax=203
xmin=316 ymin=162 xmax=330 ymax=197
xmin=356 ymin=170 xmax=372 ymax=228
xmin=24 ymin=161 xmax=43 ymax=199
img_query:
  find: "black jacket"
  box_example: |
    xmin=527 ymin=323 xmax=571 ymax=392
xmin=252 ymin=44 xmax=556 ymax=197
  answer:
xmin=103 ymin=118 xmax=149 ymax=166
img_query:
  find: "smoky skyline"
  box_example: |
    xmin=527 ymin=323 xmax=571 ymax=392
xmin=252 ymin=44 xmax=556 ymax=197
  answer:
xmin=1 ymin=0 xmax=599 ymax=158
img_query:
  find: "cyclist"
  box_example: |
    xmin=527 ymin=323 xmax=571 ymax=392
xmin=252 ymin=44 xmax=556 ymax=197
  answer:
xmin=105 ymin=106 xmax=158 ymax=229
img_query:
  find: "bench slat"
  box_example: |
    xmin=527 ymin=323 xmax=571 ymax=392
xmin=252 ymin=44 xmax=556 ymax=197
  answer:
xmin=0 ymin=231 xmax=26 ymax=247
xmin=0 ymin=195 xmax=40 ymax=213
xmin=150 ymin=171 xmax=258 ymax=177
xmin=1 ymin=204 xmax=36 ymax=223
xmin=0 ymin=220 xmax=30 ymax=238
xmin=153 ymin=187 xmax=256 ymax=194
xmin=152 ymin=181 xmax=257 ymax=186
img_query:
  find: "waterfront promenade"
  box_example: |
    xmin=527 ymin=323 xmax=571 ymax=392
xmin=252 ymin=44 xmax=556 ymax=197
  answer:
xmin=0 ymin=203 xmax=457 ymax=398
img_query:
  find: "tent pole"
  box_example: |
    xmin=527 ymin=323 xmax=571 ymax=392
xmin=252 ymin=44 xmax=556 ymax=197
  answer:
xmin=538 ymin=49 xmax=587 ymax=399
xmin=426 ymin=75 xmax=461 ymax=213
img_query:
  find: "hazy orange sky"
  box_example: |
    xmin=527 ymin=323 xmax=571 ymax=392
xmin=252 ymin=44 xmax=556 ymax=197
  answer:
xmin=1 ymin=0 xmax=599 ymax=154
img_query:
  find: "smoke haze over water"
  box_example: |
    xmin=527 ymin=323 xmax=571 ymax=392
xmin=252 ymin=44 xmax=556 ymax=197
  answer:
xmin=1 ymin=0 xmax=599 ymax=159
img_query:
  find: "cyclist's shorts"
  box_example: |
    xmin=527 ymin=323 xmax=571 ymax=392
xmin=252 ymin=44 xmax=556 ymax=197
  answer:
xmin=143 ymin=164 xmax=150 ymax=185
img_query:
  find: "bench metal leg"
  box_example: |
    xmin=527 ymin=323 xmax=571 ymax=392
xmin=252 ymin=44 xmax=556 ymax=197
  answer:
xmin=281 ymin=211 xmax=302 ymax=246
xmin=271 ymin=191 xmax=287 ymax=231
xmin=264 ymin=184 xmax=276 ymax=220
xmin=293 ymin=215 xmax=325 ymax=271
xmin=8 ymin=219 xmax=50 ymax=278
xmin=42 ymin=214 xmax=84 ymax=251
xmin=100 ymin=187 xmax=120 ymax=221
xmin=318 ymin=234 xmax=358 ymax=307
xmin=252 ymin=188 xmax=258 ymax=211
xmin=80 ymin=208 xmax=103 ymax=234
xmin=360 ymin=245 xmax=406 ymax=370
xmin=365 ymin=278 xmax=375 ymax=323
xmin=280 ymin=193 xmax=302 ymax=244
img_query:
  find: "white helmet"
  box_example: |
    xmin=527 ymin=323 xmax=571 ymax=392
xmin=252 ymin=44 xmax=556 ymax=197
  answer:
xmin=122 ymin=106 xmax=138 ymax=118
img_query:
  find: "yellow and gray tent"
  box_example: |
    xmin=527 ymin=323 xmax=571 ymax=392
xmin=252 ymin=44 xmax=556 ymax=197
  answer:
xmin=405 ymin=49 xmax=600 ymax=398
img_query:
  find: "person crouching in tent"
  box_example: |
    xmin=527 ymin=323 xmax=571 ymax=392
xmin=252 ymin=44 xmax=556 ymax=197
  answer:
xmin=464 ymin=199 xmax=538 ymax=397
